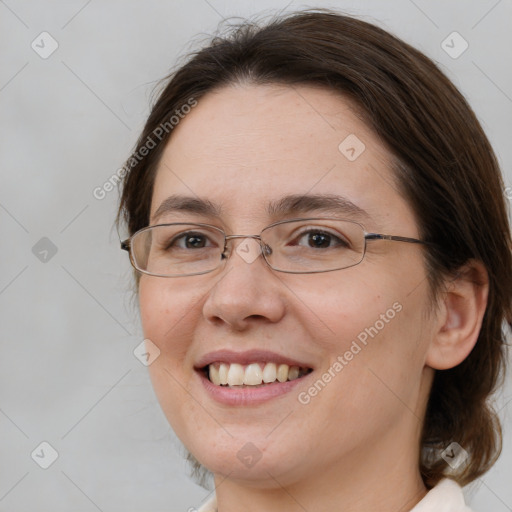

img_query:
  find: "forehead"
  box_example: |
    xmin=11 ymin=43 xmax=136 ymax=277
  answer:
xmin=151 ymin=83 xmax=414 ymax=232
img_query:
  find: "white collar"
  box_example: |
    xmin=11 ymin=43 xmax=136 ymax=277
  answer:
xmin=195 ymin=477 xmax=473 ymax=512
xmin=410 ymin=478 xmax=473 ymax=512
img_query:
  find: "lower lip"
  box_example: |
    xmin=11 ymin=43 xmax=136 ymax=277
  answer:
xmin=196 ymin=370 xmax=311 ymax=406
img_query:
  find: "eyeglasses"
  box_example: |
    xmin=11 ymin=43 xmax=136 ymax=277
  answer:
xmin=120 ymin=217 xmax=430 ymax=277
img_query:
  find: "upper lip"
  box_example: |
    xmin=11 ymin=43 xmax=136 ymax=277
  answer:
xmin=194 ymin=349 xmax=314 ymax=369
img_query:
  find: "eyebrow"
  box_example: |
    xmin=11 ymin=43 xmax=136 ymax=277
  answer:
xmin=152 ymin=195 xmax=222 ymax=222
xmin=151 ymin=193 xmax=370 ymax=223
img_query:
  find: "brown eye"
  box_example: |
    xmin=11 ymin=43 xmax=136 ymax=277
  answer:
xmin=293 ymin=229 xmax=350 ymax=249
xmin=167 ymin=231 xmax=215 ymax=250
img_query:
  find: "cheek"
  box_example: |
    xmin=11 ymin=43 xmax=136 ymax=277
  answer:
xmin=139 ymin=278 xmax=171 ymax=335
xmin=138 ymin=279 xmax=210 ymax=396
xmin=138 ymin=279 xmax=195 ymax=398
xmin=138 ymin=277 xmax=197 ymax=347
xmin=291 ymin=300 xmax=430 ymax=463
xmin=287 ymin=270 xmax=401 ymax=351
xmin=138 ymin=280 xmax=197 ymax=442
xmin=294 ymin=266 xmax=430 ymax=404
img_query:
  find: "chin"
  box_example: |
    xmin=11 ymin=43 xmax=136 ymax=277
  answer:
xmin=186 ymin=433 xmax=312 ymax=486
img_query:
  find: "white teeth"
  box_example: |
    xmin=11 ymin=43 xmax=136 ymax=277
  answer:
xmin=262 ymin=362 xmax=277 ymax=383
xmin=207 ymin=362 xmax=308 ymax=386
xmin=209 ymin=364 xmax=221 ymax=385
xmin=288 ymin=366 xmax=300 ymax=380
xmin=219 ymin=363 xmax=229 ymax=385
xmin=244 ymin=363 xmax=263 ymax=385
xmin=227 ymin=363 xmax=245 ymax=385
xmin=277 ymin=364 xmax=289 ymax=382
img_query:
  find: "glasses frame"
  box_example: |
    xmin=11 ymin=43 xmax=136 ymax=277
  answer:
xmin=120 ymin=217 xmax=432 ymax=277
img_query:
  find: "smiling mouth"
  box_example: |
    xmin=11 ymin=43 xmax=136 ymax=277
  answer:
xmin=201 ymin=362 xmax=313 ymax=387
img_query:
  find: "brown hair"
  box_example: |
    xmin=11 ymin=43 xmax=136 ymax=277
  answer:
xmin=117 ymin=9 xmax=512 ymax=489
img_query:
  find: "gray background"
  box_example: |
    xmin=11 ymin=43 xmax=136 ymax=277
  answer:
xmin=1 ymin=0 xmax=511 ymax=511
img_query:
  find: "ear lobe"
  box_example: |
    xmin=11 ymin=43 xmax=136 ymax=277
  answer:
xmin=426 ymin=260 xmax=489 ymax=370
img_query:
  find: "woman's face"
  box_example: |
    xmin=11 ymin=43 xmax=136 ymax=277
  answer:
xmin=139 ymin=84 xmax=435 ymax=486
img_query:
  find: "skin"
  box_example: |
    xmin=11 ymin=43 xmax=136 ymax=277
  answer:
xmin=138 ymin=83 xmax=488 ymax=512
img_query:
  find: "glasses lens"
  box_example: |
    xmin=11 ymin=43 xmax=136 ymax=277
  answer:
xmin=262 ymin=219 xmax=365 ymax=273
xmin=131 ymin=224 xmax=225 ymax=276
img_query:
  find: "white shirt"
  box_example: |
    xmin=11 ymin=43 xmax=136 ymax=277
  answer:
xmin=195 ymin=478 xmax=474 ymax=512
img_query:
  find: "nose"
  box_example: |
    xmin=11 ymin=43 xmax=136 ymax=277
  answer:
xmin=202 ymin=236 xmax=286 ymax=331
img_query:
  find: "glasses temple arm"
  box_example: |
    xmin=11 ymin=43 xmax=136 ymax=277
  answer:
xmin=365 ymin=233 xmax=430 ymax=245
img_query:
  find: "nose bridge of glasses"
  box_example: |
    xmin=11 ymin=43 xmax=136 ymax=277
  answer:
xmin=222 ymin=234 xmax=275 ymax=259
xmin=224 ymin=233 xmax=261 ymax=250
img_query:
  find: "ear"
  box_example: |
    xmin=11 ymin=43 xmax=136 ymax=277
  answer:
xmin=426 ymin=260 xmax=489 ymax=370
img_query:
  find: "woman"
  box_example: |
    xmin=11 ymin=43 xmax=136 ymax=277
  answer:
xmin=117 ymin=10 xmax=511 ymax=512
